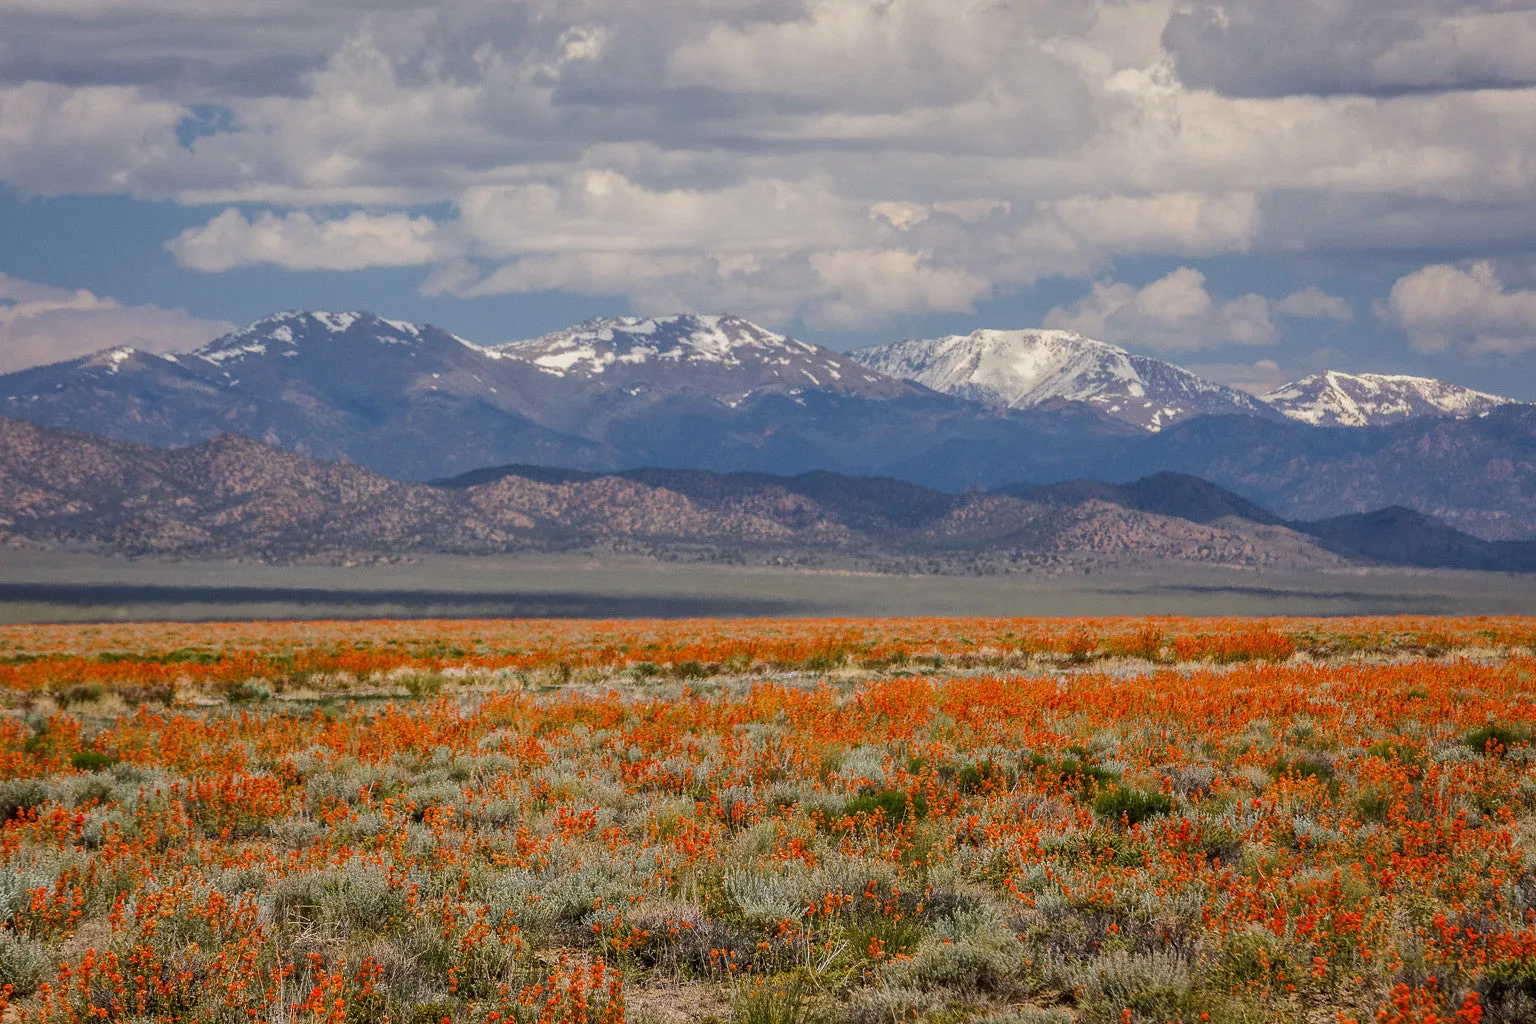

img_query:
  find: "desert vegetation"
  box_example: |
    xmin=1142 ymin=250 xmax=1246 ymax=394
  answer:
xmin=1 ymin=616 xmax=1535 ymax=1023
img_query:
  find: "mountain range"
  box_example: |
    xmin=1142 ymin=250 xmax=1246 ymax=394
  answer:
xmin=2 ymin=309 xmax=1532 ymax=539
xmin=4 ymin=416 xmax=1531 ymax=572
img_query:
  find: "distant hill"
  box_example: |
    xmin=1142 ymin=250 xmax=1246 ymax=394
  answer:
xmin=997 ymin=472 xmax=1287 ymax=527
xmin=4 ymin=417 xmax=1532 ymax=573
xmin=1297 ymin=506 xmax=1536 ymax=572
xmin=1097 ymin=404 xmax=1536 ymax=541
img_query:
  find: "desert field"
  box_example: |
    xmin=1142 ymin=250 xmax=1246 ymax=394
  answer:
xmin=2 ymin=616 xmax=1535 ymax=1023
xmin=6 ymin=551 xmax=1536 ymax=623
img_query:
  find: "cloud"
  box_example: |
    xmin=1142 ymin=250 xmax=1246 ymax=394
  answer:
xmin=168 ymin=208 xmax=451 ymax=271
xmin=0 ymin=82 xmax=185 ymax=195
xmin=455 ymin=172 xmax=860 ymax=258
xmin=0 ymin=273 xmax=234 ymax=373
xmin=1043 ymin=267 xmax=1279 ymax=352
xmin=804 ymin=250 xmax=990 ymax=327
xmin=1184 ymin=358 xmax=1291 ymax=396
xmin=450 ymin=247 xmax=988 ymax=330
xmin=1046 ymin=191 xmax=1261 ymax=256
xmin=1383 ymin=260 xmax=1536 ymax=355
xmin=5 ymin=2 xmax=1536 ymax=330
xmin=1276 ymin=286 xmax=1354 ymax=321
xmin=1163 ymin=1 xmax=1536 ymax=97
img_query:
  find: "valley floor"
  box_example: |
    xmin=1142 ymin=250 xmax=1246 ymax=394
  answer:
xmin=3 ymin=549 xmax=1536 ymax=623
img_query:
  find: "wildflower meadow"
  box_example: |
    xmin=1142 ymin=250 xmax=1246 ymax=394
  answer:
xmin=2 ymin=616 xmax=1534 ymax=1024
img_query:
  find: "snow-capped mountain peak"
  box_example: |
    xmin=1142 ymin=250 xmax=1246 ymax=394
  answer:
xmin=848 ymin=328 xmax=1272 ymax=431
xmin=482 ymin=313 xmax=915 ymax=401
xmin=189 ymin=310 xmax=472 ymax=366
xmin=486 ymin=314 xmax=821 ymax=376
xmin=1260 ymin=371 xmax=1517 ymax=427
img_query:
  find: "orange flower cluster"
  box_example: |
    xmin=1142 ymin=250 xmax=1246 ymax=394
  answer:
xmin=1 ymin=615 xmax=1532 ymax=700
xmin=0 ymin=616 xmax=1532 ymax=1023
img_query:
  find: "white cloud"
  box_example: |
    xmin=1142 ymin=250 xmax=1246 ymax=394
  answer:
xmin=1276 ymin=286 xmax=1353 ymax=321
xmin=1046 ymin=191 xmax=1261 ymax=256
xmin=0 ymin=273 xmax=234 ymax=373
xmin=1384 ymin=260 xmax=1536 ymax=355
xmin=0 ymin=82 xmax=184 ymax=195
xmin=804 ymin=249 xmax=990 ymax=327
xmin=451 ymin=247 xmax=988 ymax=329
xmin=456 ymin=172 xmax=860 ymax=257
xmin=1185 ymin=358 xmax=1290 ymax=396
xmin=167 ymin=208 xmax=450 ymax=271
xmin=1043 ymin=266 xmax=1278 ymax=352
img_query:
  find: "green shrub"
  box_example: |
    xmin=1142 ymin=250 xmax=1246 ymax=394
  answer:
xmin=51 ymin=683 xmax=105 ymax=707
xmin=344 ymin=991 xmax=389 ymax=1024
xmin=0 ymin=779 xmax=50 ymax=822
xmin=1029 ymin=753 xmax=1120 ymax=795
xmin=1270 ymin=758 xmax=1335 ymax=783
xmin=1367 ymin=740 xmax=1423 ymax=764
xmin=1353 ymin=787 xmax=1393 ymax=823
xmin=1479 ymin=956 xmax=1536 ymax=1012
xmin=1092 ymin=787 xmax=1174 ymax=826
xmin=70 ymin=750 xmax=117 ymax=772
xmin=223 ymin=680 xmax=273 ymax=703
xmin=407 ymin=1001 xmax=457 ymax=1024
xmin=956 ymin=758 xmax=1008 ymax=794
xmin=400 ymin=672 xmax=443 ymax=698
xmin=732 ymin=975 xmax=824 ymax=1024
xmin=1217 ymin=929 xmax=1288 ymax=987
xmin=844 ymin=788 xmax=928 ymax=822
xmin=1462 ymin=724 xmax=1531 ymax=756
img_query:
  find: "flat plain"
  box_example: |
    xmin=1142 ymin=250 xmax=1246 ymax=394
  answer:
xmin=4 ymin=550 xmax=1536 ymax=623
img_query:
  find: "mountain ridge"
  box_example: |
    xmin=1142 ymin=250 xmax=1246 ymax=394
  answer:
xmin=848 ymin=328 xmax=1277 ymax=432
xmin=1259 ymin=370 xmax=1516 ymax=427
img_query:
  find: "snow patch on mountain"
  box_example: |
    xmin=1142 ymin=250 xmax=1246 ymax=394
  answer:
xmin=1260 ymin=371 xmax=1518 ymax=427
xmin=489 ymin=314 xmax=821 ymax=377
xmin=849 ymin=329 xmax=1271 ymax=431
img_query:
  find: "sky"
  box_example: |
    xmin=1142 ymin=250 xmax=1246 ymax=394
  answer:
xmin=4 ymin=1 xmax=1536 ymax=399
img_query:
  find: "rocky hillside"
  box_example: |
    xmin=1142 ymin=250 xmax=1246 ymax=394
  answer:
xmin=0 ymin=417 xmax=1368 ymax=570
xmin=4 ymin=418 xmax=1531 ymax=572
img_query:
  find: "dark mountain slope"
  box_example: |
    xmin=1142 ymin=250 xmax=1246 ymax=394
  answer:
xmin=1298 ymin=506 xmax=1536 ymax=572
xmin=998 ymin=471 xmax=1287 ymax=527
